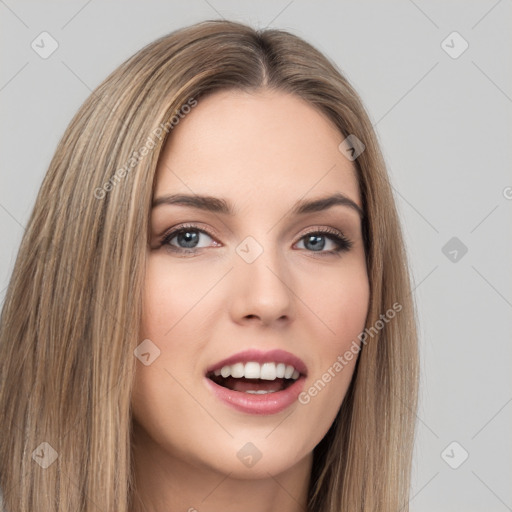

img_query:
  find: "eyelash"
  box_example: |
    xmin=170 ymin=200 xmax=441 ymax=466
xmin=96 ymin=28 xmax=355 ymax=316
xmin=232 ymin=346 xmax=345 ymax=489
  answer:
xmin=160 ymin=223 xmax=353 ymax=257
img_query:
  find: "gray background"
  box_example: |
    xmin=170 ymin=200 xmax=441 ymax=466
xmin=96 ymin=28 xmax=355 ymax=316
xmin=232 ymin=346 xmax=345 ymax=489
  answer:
xmin=1 ymin=1 xmax=511 ymax=510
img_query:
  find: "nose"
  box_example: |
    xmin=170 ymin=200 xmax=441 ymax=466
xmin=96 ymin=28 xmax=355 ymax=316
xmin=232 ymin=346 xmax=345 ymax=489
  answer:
xmin=229 ymin=243 xmax=294 ymax=326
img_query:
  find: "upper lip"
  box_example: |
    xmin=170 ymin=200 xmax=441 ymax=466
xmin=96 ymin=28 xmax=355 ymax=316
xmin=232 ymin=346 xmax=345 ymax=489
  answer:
xmin=206 ymin=349 xmax=308 ymax=376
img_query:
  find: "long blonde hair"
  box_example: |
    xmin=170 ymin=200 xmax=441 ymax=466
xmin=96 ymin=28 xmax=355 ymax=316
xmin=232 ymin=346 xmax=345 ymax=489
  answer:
xmin=0 ymin=19 xmax=418 ymax=511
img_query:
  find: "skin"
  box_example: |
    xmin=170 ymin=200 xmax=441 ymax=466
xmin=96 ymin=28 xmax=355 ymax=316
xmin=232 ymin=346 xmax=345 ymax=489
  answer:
xmin=130 ymin=89 xmax=370 ymax=512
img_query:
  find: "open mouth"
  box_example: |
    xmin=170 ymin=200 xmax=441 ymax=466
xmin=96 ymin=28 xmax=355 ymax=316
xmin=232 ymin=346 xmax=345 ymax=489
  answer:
xmin=206 ymin=362 xmax=302 ymax=395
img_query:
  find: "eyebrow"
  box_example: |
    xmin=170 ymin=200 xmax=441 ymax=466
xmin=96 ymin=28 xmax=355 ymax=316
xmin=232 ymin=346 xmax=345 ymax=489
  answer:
xmin=152 ymin=192 xmax=364 ymax=218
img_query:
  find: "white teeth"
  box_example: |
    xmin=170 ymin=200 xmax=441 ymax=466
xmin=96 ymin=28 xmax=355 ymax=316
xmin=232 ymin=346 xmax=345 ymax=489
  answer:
xmin=284 ymin=365 xmax=295 ymax=379
xmin=244 ymin=362 xmax=261 ymax=379
xmin=260 ymin=362 xmax=277 ymax=380
xmin=245 ymin=389 xmax=277 ymax=394
xmin=231 ymin=362 xmax=245 ymax=378
xmin=212 ymin=361 xmax=301 ymax=381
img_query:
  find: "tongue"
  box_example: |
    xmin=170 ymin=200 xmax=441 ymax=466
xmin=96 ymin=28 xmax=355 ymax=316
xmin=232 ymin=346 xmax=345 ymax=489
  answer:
xmin=223 ymin=377 xmax=286 ymax=393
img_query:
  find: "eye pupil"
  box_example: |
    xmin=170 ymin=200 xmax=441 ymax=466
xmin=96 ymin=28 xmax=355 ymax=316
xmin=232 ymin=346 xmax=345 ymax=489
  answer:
xmin=305 ymin=234 xmax=325 ymax=251
xmin=178 ymin=230 xmax=199 ymax=248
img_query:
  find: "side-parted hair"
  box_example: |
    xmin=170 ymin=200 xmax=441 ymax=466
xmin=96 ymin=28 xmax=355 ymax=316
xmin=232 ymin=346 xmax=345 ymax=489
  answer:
xmin=0 ymin=19 xmax=419 ymax=512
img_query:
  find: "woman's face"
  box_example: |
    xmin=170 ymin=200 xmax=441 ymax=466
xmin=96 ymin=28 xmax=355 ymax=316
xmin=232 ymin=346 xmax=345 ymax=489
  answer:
xmin=132 ymin=89 xmax=370 ymax=478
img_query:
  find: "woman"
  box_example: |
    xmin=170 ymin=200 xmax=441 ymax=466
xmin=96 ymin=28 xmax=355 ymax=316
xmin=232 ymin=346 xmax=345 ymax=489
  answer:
xmin=0 ymin=19 xmax=419 ymax=512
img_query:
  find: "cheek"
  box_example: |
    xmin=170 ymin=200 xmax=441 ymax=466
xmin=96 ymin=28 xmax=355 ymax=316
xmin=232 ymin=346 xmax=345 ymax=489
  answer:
xmin=294 ymin=263 xmax=369 ymax=425
xmin=326 ymin=266 xmax=369 ymax=378
xmin=137 ymin=257 xmax=221 ymax=403
xmin=132 ymin=258 xmax=210 ymax=443
xmin=139 ymin=254 xmax=218 ymax=339
xmin=302 ymin=259 xmax=370 ymax=346
xmin=135 ymin=257 xmax=206 ymax=410
xmin=332 ymin=275 xmax=370 ymax=343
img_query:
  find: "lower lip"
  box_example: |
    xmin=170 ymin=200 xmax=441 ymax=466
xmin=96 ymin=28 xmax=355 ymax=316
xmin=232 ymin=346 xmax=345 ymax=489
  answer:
xmin=205 ymin=376 xmax=306 ymax=415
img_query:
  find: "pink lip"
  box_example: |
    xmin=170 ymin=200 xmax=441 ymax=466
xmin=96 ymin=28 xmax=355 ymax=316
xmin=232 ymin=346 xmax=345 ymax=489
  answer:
xmin=205 ymin=348 xmax=308 ymax=376
xmin=205 ymin=375 xmax=306 ymax=415
xmin=204 ymin=348 xmax=308 ymax=415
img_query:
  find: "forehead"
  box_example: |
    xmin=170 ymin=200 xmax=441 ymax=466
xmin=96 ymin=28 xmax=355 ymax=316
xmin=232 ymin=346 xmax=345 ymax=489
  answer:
xmin=154 ymin=89 xmax=361 ymax=210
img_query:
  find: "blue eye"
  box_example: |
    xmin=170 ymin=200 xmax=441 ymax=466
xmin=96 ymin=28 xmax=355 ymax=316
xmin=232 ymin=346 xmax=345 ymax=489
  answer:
xmin=296 ymin=231 xmax=352 ymax=253
xmin=160 ymin=224 xmax=353 ymax=256
xmin=161 ymin=225 xmax=215 ymax=251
